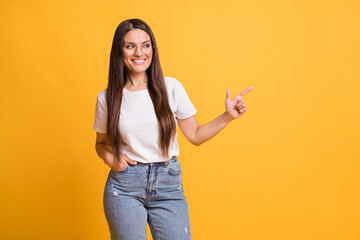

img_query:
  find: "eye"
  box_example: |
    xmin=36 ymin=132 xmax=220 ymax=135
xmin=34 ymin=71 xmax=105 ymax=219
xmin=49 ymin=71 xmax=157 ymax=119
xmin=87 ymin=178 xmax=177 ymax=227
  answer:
xmin=143 ymin=44 xmax=150 ymax=48
xmin=125 ymin=45 xmax=134 ymax=49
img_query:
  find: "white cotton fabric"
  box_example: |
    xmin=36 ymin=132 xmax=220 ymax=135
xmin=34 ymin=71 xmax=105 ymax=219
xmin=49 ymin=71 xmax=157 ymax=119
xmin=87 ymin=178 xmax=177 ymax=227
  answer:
xmin=93 ymin=76 xmax=197 ymax=163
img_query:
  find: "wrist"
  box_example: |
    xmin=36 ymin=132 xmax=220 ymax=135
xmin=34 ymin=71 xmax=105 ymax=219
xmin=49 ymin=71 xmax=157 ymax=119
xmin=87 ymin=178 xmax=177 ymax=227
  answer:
xmin=223 ymin=112 xmax=234 ymax=122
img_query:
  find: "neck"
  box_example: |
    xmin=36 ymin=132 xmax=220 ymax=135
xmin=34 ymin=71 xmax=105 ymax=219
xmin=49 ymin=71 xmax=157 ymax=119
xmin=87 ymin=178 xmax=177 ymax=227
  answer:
xmin=125 ymin=71 xmax=148 ymax=88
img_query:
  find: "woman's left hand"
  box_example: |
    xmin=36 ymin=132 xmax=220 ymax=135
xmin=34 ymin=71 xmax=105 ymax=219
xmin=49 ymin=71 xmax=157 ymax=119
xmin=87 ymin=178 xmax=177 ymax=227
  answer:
xmin=225 ymin=86 xmax=254 ymax=120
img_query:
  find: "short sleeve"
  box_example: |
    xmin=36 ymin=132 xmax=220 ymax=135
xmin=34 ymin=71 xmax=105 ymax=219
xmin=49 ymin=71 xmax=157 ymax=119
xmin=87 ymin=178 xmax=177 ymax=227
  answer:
xmin=174 ymin=81 xmax=197 ymax=119
xmin=93 ymin=94 xmax=107 ymax=133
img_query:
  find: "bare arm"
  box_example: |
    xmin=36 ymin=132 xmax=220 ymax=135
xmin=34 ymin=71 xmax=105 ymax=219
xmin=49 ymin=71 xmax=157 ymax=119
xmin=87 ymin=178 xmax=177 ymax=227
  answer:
xmin=177 ymin=113 xmax=232 ymax=146
xmin=95 ymin=132 xmax=136 ymax=171
xmin=178 ymin=86 xmax=254 ymax=146
xmin=95 ymin=132 xmax=114 ymax=165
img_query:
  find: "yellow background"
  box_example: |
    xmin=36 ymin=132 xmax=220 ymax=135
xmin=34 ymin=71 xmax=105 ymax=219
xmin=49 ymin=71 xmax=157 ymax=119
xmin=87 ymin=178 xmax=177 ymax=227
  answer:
xmin=1 ymin=0 xmax=359 ymax=239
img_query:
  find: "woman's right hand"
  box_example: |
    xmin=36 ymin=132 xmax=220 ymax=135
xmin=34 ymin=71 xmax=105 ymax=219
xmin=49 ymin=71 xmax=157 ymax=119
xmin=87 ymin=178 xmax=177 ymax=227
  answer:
xmin=104 ymin=152 xmax=137 ymax=171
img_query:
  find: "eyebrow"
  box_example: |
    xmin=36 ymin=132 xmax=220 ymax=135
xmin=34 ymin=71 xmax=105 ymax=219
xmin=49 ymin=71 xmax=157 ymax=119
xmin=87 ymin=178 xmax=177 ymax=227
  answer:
xmin=123 ymin=40 xmax=151 ymax=44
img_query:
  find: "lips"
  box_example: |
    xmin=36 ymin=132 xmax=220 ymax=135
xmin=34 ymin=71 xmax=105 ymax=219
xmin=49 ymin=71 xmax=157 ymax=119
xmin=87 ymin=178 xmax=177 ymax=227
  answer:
xmin=131 ymin=59 xmax=146 ymax=65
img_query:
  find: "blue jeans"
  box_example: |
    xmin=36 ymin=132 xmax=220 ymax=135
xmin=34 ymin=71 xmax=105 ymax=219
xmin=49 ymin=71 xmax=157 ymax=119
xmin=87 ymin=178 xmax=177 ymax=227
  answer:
xmin=103 ymin=156 xmax=192 ymax=240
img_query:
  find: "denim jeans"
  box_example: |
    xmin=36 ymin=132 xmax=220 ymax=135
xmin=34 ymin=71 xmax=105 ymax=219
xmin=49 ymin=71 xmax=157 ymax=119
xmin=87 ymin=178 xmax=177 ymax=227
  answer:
xmin=103 ymin=156 xmax=192 ymax=240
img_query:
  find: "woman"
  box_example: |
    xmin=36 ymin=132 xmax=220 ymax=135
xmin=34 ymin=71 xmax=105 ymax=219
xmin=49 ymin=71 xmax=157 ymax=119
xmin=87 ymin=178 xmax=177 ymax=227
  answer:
xmin=93 ymin=18 xmax=253 ymax=240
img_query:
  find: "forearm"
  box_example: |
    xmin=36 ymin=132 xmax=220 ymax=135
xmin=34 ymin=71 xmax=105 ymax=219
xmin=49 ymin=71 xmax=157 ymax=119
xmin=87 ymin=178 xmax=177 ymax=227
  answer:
xmin=95 ymin=143 xmax=113 ymax=165
xmin=194 ymin=112 xmax=233 ymax=146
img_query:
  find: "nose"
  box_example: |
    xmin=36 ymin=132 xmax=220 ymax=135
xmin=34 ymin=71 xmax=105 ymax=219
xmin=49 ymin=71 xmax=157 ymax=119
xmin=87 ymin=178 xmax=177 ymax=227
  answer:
xmin=134 ymin=46 xmax=143 ymax=57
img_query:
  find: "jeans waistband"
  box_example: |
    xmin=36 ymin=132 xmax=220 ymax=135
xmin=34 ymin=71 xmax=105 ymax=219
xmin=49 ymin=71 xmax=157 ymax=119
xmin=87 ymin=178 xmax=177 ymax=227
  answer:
xmin=136 ymin=156 xmax=177 ymax=166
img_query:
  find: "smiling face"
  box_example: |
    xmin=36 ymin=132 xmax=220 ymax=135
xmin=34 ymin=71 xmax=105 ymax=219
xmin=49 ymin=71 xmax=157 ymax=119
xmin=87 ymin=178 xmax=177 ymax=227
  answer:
xmin=122 ymin=29 xmax=153 ymax=75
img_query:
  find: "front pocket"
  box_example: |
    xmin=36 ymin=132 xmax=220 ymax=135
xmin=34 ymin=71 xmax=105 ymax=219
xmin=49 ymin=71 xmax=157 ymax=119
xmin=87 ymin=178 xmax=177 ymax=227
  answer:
xmin=167 ymin=160 xmax=182 ymax=175
xmin=112 ymin=164 xmax=129 ymax=174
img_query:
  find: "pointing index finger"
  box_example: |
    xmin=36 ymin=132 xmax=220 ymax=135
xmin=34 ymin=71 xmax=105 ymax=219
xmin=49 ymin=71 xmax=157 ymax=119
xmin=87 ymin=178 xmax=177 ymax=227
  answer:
xmin=238 ymin=86 xmax=254 ymax=97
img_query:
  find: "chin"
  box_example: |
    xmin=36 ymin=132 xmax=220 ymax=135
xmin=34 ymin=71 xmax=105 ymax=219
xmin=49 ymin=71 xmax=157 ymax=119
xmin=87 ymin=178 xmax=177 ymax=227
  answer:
xmin=129 ymin=68 xmax=148 ymax=74
xmin=133 ymin=65 xmax=150 ymax=72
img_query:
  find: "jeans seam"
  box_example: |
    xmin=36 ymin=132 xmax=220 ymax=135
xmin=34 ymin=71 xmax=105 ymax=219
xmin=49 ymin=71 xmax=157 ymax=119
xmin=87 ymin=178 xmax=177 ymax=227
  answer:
xmin=151 ymin=216 xmax=160 ymax=240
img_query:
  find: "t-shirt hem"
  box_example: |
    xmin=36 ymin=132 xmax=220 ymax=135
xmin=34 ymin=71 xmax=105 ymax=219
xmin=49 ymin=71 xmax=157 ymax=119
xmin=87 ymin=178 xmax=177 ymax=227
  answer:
xmin=124 ymin=153 xmax=178 ymax=163
xmin=134 ymin=156 xmax=178 ymax=163
xmin=93 ymin=126 xmax=107 ymax=133
xmin=176 ymin=109 xmax=197 ymax=119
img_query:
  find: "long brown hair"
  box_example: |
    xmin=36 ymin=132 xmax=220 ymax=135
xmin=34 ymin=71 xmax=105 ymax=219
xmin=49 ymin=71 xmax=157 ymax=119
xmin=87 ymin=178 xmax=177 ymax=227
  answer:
xmin=106 ymin=18 xmax=176 ymax=163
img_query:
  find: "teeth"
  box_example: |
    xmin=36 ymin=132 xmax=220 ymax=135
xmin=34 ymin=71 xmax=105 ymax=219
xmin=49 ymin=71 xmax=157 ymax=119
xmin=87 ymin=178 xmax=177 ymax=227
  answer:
xmin=133 ymin=59 xmax=145 ymax=63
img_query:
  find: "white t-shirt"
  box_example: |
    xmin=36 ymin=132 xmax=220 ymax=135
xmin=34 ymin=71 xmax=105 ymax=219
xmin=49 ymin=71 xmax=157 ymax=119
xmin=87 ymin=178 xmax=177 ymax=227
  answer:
xmin=93 ymin=76 xmax=197 ymax=163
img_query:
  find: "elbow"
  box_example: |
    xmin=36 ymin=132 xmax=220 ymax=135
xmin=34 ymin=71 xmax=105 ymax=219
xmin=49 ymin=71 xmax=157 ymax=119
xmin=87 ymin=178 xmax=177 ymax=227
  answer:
xmin=192 ymin=140 xmax=202 ymax=146
xmin=192 ymin=127 xmax=202 ymax=146
xmin=95 ymin=144 xmax=100 ymax=155
xmin=95 ymin=142 xmax=101 ymax=150
xmin=95 ymin=142 xmax=105 ymax=154
xmin=191 ymin=130 xmax=203 ymax=146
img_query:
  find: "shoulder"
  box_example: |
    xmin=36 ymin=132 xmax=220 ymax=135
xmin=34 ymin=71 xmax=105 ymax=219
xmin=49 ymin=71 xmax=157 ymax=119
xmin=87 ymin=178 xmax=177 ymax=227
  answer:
xmin=97 ymin=88 xmax=107 ymax=99
xmin=96 ymin=88 xmax=107 ymax=106
xmin=164 ymin=76 xmax=183 ymax=91
xmin=164 ymin=76 xmax=178 ymax=85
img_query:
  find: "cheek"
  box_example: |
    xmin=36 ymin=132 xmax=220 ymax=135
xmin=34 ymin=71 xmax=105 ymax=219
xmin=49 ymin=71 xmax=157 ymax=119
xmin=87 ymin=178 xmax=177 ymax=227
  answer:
xmin=123 ymin=56 xmax=132 ymax=66
xmin=123 ymin=53 xmax=131 ymax=61
xmin=123 ymin=58 xmax=129 ymax=67
xmin=147 ymin=56 xmax=153 ymax=65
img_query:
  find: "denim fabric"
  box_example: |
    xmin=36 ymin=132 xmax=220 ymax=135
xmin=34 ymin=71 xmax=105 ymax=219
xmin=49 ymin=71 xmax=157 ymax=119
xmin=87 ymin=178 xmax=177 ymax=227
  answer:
xmin=103 ymin=156 xmax=191 ymax=240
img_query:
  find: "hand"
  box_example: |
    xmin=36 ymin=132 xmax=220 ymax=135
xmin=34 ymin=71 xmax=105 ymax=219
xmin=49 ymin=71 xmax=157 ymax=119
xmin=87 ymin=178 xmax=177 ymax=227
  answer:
xmin=225 ymin=86 xmax=254 ymax=120
xmin=104 ymin=152 xmax=137 ymax=171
